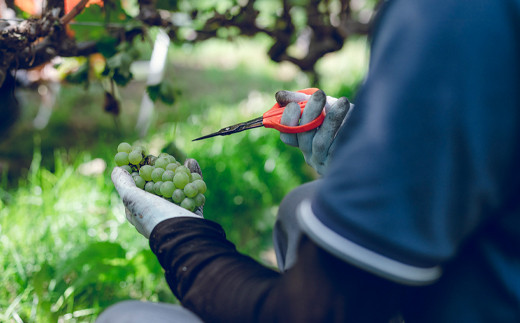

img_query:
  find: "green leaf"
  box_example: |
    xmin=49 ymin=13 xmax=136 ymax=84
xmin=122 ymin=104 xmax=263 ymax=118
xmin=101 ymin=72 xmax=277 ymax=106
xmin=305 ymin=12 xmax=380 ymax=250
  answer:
xmin=156 ymin=0 xmax=180 ymax=11
xmin=69 ymin=6 xmax=106 ymax=42
xmin=103 ymin=50 xmax=135 ymax=86
xmin=159 ymin=80 xmax=176 ymax=104
xmin=103 ymin=0 xmax=132 ymax=23
xmin=70 ymin=1 xmax=131 ymax=42
xmin=96 ymin=36 xmax=119 ymax=58
xmin=147 ymin=81 xmax=177 ymax=104
xmin=121 ymin=0 xmax=140 ymax=17
xmin=65 ymin=61 xmax=90 ymax=86
xmin=146 ymin=84 xmax=161 ymax=102
xmin=112 ymin=69 xmax=134 ymax=86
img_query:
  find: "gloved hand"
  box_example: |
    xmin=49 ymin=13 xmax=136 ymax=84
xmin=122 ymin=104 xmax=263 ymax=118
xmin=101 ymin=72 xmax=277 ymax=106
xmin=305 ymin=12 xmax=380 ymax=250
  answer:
xmin=111 ymin=158 xmax=204 ymax=239
xmin=276 ymin=89 xmax=351 ymax=175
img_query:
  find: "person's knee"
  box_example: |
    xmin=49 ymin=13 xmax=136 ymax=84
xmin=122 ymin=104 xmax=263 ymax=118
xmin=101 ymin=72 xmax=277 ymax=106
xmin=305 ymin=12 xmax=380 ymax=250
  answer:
xmin=96 ymin=300 xmax=143 ymax=323
xmin=96 ymin=300 xmax=203 ymax=323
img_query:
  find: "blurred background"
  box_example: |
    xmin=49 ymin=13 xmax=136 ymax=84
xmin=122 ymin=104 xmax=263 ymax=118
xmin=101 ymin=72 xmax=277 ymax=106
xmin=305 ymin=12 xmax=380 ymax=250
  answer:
xmin=0 ymin=0 xmax=375 ymax=321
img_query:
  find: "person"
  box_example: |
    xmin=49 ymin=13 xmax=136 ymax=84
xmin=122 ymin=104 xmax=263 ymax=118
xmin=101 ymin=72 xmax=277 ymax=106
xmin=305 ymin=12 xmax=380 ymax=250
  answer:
xmin=98 ymin=0 xmax=520 ymax=322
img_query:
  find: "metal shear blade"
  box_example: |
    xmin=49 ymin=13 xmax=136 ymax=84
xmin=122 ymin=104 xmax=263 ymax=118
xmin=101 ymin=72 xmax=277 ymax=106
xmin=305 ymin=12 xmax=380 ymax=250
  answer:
xmin=192 ymin=117 xmax=264 ymax=141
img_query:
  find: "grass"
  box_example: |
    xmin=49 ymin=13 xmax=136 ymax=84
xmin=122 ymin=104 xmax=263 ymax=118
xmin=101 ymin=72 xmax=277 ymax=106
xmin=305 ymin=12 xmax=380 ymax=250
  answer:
xmin=0 ymin=35 xmax=368 ymax=322
xmin=0 ymin=145 xmax=171 ymax=322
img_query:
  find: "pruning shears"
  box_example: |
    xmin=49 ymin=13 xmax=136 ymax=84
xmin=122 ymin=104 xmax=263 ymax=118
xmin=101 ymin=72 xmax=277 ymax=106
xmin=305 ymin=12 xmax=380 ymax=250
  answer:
xmin=192 ymin=88 xmax=324 ymax=141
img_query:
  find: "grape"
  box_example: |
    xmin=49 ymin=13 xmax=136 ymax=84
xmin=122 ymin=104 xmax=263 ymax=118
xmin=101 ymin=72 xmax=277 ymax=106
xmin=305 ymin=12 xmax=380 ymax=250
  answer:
xmin=139 ymin=165 xmax=154 ymax=181
xmin=162 ymin=170 xmax=175 ymax=182
xmin=129 ymin=150 xmax=143 ymax=165
xmin=133 ymin=145 xmax=146 ymax=155
xmin=183 ymin=182 xmax=198 ymax=198
xmin=144 ymin=155 xmax=157 ymax=166
xmin=155 ymin=157 xmax=169 ymax=169
xmin=144 ymin=181 xmax=155 ymax=193
xmin=192 ymin=179 xmax=207 ymax=194
xmin=191 ymin=173 xmax=202 ymax=181
xmin=117 ymin=142 xmax=132 ymax=153
xmin=180 ymin=198 xmax=196 ymax=211
xmin=133 ymin=175 xmax=146 ymax=189
xmin=151 ymin=168 xmax=165 ymax=182
xmin=114 ymin=142 xmax=208 ymax=211
xmin=154 ymin=181 xmax=163 ymax=195
xmin=121 ymin=165 xmax=132 ymax=173
xmin=171 ymin=189 xmax=185 ymax=204
xmin=160 ymin=181 xmax=175 ymax=198
xmin=173 ymin=172 xmax=189 ymax=189
xmin=175 ymin=165 xmax=190 ymax=175
xmin=193 ymin=193 xmax=205 ymax=207
xmin=166 ymin=163 xmax=178 ymax=172
xmin=115 ymin=152 xmax=129 ymax=166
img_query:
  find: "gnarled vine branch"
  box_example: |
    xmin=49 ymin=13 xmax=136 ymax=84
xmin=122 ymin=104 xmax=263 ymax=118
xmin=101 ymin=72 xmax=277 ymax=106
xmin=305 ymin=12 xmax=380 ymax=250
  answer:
xmin=0 ymin=0 xmax=380 ymax=88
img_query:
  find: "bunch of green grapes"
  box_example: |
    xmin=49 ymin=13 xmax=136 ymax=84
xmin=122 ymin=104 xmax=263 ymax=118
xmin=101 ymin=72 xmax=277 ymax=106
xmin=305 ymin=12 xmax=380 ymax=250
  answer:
xmin=114 ymin=142 xmax=206 ymax=212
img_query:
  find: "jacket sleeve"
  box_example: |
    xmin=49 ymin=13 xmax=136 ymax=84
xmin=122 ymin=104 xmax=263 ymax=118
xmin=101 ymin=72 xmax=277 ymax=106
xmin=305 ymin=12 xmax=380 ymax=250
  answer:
xmin=149 ymin=217 xmax=403 ymax=323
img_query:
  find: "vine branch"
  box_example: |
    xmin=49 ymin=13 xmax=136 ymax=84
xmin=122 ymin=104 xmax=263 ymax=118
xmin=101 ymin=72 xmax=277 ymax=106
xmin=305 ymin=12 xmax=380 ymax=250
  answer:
xmin=60 ymin=0 xmax=89 ymax=25
xmin=0 ymin=0 xmax=380 ymax=88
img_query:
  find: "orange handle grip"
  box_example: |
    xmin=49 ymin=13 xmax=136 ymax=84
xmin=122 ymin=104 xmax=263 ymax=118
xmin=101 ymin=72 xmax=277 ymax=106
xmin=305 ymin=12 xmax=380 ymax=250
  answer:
xmin=262 ymin=88 xmax=325 ymax=133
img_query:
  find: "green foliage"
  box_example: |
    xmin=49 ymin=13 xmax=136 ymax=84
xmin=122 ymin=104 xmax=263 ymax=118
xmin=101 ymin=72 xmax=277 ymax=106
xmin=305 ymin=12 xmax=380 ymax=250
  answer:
xmin=65 ymin=60 xmax=90 ymax=87
xmin=156 ymin=0 xmax=180 ymax=11
xmin=32 ymin=242 xmax=130 ymax=319
xmin=191 ymin=131 xmax=314 ymax=252
xmin=63 ymin=1 xmax=143 ymax=89
xmin=147 ymin=80 xmax=178 ymax=105
xmin=0 ymin=36 xmax=368 ymax=321
xmin=20 ymin=0 xmax=372 ymax=109
xmin=0 ymin=147 xmax=175 ymax=321
xmin=102 ymin=42 xmax=140 ymax=86
xmin=70 ymin=1 xmax=131 ymax=42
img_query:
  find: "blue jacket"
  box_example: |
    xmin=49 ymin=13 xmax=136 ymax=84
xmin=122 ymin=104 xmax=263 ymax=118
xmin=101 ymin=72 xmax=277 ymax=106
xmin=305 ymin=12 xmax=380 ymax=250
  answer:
xmin=304 ymin=0 xmax=520 ymax=321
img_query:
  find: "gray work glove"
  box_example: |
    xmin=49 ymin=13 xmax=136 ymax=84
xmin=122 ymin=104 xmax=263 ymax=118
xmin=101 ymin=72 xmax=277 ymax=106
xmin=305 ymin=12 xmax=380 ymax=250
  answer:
xmin=276 ymin=89 xmax=351 ymax=175
xmin=111 ymin=158 xmax=203 ymax=239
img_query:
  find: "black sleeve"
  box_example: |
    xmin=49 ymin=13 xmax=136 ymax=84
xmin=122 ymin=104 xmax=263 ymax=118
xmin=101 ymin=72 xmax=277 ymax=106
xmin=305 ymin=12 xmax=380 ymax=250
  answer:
xmin=149 ymin=217 xmax=405 ymax=323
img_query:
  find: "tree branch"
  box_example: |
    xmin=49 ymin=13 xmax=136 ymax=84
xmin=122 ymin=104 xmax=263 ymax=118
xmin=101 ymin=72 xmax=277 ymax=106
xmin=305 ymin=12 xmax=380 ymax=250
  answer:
xmin=187 ymin=0 xmax=377 ymax=79
xmin=60 ymin=0 xmax=90 ymax=25
xmin=0 ymin=0 xmax=380 ymax=89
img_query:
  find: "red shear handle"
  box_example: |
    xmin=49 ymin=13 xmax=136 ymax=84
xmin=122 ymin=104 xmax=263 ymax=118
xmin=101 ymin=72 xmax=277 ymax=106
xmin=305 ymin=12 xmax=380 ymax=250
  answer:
xmin=262 ymin=88 xmax=325 ymax=134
